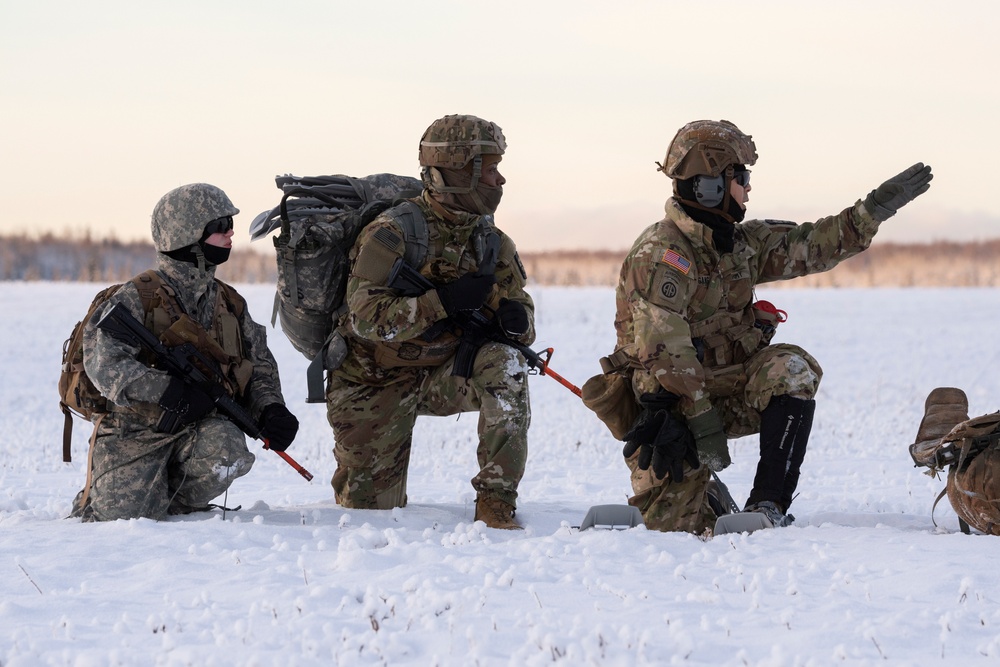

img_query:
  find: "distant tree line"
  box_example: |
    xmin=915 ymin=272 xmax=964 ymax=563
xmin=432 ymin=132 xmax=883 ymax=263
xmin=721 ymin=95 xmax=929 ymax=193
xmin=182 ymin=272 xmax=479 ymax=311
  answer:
xmin=2 ymin=232 xmax=999 ymax=287
xmin=0 ymin=232 xmax=276 ymax=284
xmin=518 ymin=242 xmax=1000 ymax=288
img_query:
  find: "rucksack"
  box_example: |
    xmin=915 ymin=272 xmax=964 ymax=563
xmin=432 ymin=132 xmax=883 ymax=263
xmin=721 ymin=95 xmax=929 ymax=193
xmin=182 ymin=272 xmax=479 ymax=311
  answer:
xmin=59 ymin=271 xmax=172 ymax=462
xmin=935 ymin=413 xmax=1000 ymax=535
xmin=249 ymin=173 xmax=425 ymax=372
xmin=59 ymin=283 xmax=122 ymax=460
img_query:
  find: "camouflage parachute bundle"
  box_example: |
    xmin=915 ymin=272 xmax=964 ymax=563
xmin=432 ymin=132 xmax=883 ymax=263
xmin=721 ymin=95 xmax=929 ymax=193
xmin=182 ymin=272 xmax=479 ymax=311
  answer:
xmin=249 ymin=173 xmax=423 ymax=382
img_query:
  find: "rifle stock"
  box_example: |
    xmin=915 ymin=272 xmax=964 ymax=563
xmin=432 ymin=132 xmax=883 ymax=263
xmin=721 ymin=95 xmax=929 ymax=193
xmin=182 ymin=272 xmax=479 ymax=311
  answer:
xmin=96 ymin=303 xmax=314 ymax=481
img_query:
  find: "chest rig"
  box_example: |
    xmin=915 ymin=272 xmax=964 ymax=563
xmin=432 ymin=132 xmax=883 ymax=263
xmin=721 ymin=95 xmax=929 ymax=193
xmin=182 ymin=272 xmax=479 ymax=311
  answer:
xmin=136 ymin=271 xmax=253 ymax=400
xmin=679 ymin=234 xmax=764 ymax=395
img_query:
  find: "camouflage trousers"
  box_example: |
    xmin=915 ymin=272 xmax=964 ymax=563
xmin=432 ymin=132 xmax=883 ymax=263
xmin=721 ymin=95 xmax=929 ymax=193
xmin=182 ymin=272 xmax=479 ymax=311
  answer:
xmin=627 ymin=343 xmax=822 ymax=533
xmin=77 ymin=411 xmax=255 ymax=521
xmin=326 ymin=342 xmax=530 ymax=510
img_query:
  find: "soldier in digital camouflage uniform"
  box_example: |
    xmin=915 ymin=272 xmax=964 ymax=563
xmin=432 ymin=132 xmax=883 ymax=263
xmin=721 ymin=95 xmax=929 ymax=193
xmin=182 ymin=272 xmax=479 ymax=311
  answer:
xmin=603 ymin=119 xmax=933 ymax=534
xmin=325 ymin=114 xmax=534 ymax=529
xmin=72 ymin=183 xmax=299 ymax=521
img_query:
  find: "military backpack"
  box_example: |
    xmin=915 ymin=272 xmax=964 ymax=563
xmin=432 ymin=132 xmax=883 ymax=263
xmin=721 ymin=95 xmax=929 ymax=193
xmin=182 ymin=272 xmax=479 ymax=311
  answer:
xmin=249 ymin=173 xmax=425 ymax=398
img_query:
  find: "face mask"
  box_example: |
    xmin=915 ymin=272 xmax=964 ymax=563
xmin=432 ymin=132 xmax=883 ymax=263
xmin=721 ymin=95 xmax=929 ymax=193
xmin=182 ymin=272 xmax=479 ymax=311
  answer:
xmin=202 ymin=243 xmax=231 ymax=266
xmin=471 ymin=183 xmax=503 ymax=215
xmin=431 ymin=167 xmax=504 ymax=215
xmin=163 ymin=242 xmax=230 ymax=268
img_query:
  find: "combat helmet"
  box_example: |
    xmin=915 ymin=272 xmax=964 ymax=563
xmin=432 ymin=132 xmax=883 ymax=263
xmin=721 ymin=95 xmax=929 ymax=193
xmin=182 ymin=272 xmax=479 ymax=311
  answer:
xmin=418 ymin=115 xmax=506 ymax=198
xmin=151 ymin=183 xmax=239 ymax=252
xmin=657 ymin=120 xmax=757 ymax=180
xmin=419 ymin=114 xmax=506 ymax=171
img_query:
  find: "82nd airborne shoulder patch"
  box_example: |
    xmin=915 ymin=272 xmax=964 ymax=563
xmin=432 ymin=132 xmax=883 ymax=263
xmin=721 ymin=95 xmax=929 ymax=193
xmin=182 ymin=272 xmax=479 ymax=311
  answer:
xmin=647 ymin=247 xmax=693 ymax=310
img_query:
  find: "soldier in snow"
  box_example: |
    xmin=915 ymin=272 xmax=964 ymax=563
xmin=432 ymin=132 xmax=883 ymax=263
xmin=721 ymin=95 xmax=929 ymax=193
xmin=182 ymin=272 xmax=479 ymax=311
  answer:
xmin=72 ymin=184 xmax=299 ymax=521
xmin=590 ymin=119 xmax=932 ymax=534
xmin=325 ymin=114 xmax=534 ymax=529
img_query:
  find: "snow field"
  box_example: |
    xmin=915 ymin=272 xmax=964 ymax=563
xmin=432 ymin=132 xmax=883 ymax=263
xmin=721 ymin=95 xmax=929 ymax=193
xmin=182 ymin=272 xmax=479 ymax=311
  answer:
xmin=3 ymin=282 xmax=1000 ymax=665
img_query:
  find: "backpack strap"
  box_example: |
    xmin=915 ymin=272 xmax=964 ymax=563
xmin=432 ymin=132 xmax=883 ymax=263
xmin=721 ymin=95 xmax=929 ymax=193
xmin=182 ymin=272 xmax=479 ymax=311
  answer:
xmin=215 ymin=280 xmax=246 ymax=320
xmin=383 ymin=200 xmax=430 ymax=270
xmin=931 ymin=486 xmax=948 ymax=530
xmin=74 ymin=412 xmax=107 ymax=512
xmin=130 ymin=269 xmax=187 ymax=330
xmin=347 ymin=176 xmax=372 ymax=204
xmin=61 ymin=402 xmax=75 ymax=463
xmin=470 ymin=214 xmax=499 ymax=268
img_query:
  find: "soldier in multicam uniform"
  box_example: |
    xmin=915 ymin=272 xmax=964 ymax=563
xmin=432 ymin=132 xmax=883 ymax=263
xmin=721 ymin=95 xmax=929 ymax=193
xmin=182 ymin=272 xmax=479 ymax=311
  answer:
xmin=326 ymin=114 xmax=534 ymax=529
xmin=605 ymin=119 xmax=933 ymax=534
xmin=72 ymin=183 xmax=299 ymax=521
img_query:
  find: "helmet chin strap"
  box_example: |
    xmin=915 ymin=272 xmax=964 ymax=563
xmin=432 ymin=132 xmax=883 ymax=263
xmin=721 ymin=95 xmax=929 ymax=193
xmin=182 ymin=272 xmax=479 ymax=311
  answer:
xmin=424 ymin=155 xmax=482 ymax=195
xmin=191 ymin=244 xmax=208 ymax=272
xmin=424 ymin=156 xmax=499 ymax=214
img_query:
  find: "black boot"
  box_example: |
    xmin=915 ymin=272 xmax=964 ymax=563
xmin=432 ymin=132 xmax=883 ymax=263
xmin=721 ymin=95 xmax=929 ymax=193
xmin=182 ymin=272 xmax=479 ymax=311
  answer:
xmin=745 ymin=395 xmax=816 ymax=512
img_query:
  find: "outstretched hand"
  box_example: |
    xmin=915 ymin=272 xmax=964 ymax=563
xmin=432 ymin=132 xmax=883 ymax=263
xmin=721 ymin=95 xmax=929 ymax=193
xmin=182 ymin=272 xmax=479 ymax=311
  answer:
xmin=865 ymin=163 xmax=933 ymax=222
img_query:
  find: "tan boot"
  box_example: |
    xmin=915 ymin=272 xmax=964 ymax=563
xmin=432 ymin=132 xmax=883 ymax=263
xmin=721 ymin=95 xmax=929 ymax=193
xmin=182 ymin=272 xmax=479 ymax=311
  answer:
xmin=474 ymin=496 xmax=522 ymax=530
xmin=909 ymin=387 xmax=969 ymax=467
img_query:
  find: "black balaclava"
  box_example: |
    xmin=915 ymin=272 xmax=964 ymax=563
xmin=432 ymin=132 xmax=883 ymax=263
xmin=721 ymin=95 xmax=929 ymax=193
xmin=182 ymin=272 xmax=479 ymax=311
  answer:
xmin=675 ymin=175 xmax=747 ymax=254
xmin=164 ymin=227 xmax=231 ymax=269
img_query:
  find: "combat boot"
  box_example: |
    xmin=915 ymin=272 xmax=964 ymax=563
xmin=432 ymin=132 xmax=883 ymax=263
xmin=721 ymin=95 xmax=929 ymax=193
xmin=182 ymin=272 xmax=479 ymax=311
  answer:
xmin=744 ymin=500 xmax=794 ymax=528
xmin=474 ymin=496 xmax=522 ymax=530
xmin=909 ymin=387 xmax=969 ymax=468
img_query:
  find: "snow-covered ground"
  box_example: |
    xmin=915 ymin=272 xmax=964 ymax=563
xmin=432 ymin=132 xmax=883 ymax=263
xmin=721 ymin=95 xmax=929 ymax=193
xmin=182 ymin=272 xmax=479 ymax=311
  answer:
xmin=3 ymin=282 xmax=1000 ymax=666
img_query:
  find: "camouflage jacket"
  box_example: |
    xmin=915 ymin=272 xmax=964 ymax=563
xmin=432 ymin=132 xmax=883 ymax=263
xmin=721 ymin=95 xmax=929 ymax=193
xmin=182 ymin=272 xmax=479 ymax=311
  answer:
xmin=334 ymin=191 xmax=535 ymax=385
xmin=82 ymin=255 xmax=285 ymax=423
xmin=615 ymin=197 xmax=880 ymax=418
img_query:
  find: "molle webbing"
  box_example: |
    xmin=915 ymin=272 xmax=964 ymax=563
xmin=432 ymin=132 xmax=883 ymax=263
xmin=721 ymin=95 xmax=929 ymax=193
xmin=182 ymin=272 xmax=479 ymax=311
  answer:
xmin=60 ymin=272 xmax=248 ymax=463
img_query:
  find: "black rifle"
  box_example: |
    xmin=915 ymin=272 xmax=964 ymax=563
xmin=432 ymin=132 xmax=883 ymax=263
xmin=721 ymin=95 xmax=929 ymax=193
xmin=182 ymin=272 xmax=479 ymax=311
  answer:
xmin=386 ymin=249 xmax=582 ymax=395
xmin=96 ymin=303 xmax=314 ymax=481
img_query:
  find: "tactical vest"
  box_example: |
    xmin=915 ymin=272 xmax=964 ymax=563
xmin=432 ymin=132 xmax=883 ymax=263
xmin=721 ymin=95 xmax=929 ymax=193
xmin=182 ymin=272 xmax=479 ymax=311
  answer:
xmin=138 ymin=272 xmax=254 ymax=402
xmin=658 ymin=227 xmax=763 ymax=396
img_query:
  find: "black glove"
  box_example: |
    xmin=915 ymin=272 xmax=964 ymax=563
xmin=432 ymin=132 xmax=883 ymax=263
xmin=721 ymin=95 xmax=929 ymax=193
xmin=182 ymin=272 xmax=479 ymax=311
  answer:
xmin=437 ymin=271 xmax=496 ymax=315
xmin=494 ymin=298 xmax=529 ymax=336
xmin=259 ymin=403 xmax=299 ymax=452
xmin=157 ymin=378 xmax=215 ymax=433
xmin=622 ymin=392 xmax=700 ymax=482
xmin=864 ymin=163 xmax=933 ymax=222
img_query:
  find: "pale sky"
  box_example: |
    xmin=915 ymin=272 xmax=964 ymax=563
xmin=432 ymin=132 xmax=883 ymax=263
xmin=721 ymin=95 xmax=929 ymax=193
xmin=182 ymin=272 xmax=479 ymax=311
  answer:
xmin=2 ymin=0 xmax=998 ymax=252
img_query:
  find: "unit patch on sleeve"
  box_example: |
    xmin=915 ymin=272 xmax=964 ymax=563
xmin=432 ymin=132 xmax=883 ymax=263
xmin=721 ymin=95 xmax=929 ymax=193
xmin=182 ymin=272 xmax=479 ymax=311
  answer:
xmin=659 ymin=249 xmax=692 ymax=275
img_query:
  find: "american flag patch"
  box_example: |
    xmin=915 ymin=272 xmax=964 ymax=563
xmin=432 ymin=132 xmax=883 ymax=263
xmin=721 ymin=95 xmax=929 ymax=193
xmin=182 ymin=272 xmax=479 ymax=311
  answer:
xmin=660 ymin=249 xmax=691 ymax=274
